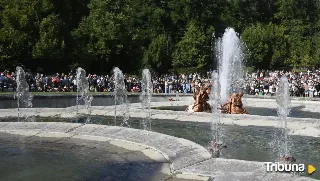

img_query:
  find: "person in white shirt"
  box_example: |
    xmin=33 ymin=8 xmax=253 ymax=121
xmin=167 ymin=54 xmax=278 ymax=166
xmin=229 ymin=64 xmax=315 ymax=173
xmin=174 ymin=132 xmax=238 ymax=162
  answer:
xmin=72 ymin=78 xmax=77 ymax=86
xmin=164 ymin=80 xmax=168 ymax=94
xmin=169 ymin=84 xmax=173 ymax=93
xmin=309 ymin=85 xmax=315 ymax=98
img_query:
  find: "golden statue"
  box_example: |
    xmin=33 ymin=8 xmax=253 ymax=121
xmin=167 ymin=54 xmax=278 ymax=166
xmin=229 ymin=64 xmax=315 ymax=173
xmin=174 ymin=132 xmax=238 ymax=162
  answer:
xmin=220 ymin=92 xmax=248 ymax=114
xmin=186 ymin=84 xmax=248 ymax=114
xmin=187 ymin=83 xmax=211 ymax=112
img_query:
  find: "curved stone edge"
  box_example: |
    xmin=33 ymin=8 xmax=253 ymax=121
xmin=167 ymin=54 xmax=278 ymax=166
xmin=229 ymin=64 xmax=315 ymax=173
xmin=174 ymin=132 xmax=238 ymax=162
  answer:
xmin=124 ymin=101 xmax=320 ymax=138
xmin=0 ymin=122 xmax=211 ymax=175
xmin=0 ymin=101 xmax=319 ymax=138
xmin=0 ymin=122 xmax=318 ymax=181
xmin=0 ymin=103 xmax=318 ymax=138
xmin=179 ymin=158 xmax=319 ymax=181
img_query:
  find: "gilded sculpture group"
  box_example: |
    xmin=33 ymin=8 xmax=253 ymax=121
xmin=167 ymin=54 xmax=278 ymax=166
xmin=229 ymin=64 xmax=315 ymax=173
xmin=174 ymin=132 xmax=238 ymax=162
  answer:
xmin=190 ymin=83 xmax=248 ymax=114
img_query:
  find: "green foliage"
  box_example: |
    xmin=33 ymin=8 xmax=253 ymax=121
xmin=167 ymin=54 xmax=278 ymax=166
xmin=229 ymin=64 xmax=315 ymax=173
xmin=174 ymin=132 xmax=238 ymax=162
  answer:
xmin=33 ymin=14 xmax=65 ymax=60
xmin=72 ymin=0 xmax=127 ymax=58
xmin=143 ymin=34 xmax=171 ymax=73
xmin=242 ymin=23 xmax=271 ymax=69
xmin=1 ymin=0 xmax=320 ymax=73
xmin=172 ymin=22 xmax=207 ymax=71
xmin=0 ymin=0 xmax=52 ymax=68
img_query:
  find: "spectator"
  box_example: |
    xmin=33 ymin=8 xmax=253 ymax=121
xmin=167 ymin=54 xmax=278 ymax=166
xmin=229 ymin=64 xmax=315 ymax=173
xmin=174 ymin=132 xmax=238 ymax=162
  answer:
xmin=0 ymin=69 xmax=319 ymax=99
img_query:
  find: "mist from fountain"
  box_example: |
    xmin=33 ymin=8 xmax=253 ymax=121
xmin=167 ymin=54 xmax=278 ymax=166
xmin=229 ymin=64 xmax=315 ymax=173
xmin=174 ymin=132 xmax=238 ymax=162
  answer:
xmin=113 ymin=67 xmax=130 ymax=127
xmin=216 ymin=28 xmax=245 ymax=104
xmin=208 ymin=71 xmax=225 ymax=157
xmin=76 ymin=67 xmax=93 ymax=123
xmin=139 ymin=69 xmax=153 ymax=130
xmin=210 ymin=71 xmax=221 ymax=141
xmin=274 ymin=75 xmax=292 ymax=162
xmin=14 ymin=66 xmax=33 ymax=122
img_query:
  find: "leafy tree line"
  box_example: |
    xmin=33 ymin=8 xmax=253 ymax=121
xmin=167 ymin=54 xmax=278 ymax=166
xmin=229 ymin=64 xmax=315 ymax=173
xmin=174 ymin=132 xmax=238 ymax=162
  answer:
xmin=1 ymin=0 xmax=320 ymax=75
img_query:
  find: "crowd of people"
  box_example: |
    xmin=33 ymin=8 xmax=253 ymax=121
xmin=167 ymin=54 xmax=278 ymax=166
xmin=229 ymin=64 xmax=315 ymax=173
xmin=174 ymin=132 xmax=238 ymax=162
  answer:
xmin=244 ymin=70 xmax=320 ymax=97
xmin=0 ymin=69 xmax=320 ymax=98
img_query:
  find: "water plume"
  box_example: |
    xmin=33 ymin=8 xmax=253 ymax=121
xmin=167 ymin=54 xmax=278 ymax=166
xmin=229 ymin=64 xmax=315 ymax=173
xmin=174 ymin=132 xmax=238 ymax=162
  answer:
xmin=113 ymin=67 xmax=130 ymax=127
xmin=139 ymin=69 xmax=153 ymax=130
xmin=15 ymin=66 xmax=33 ymax=122
xmin=217 ymin=28 xmax=245 ymax=103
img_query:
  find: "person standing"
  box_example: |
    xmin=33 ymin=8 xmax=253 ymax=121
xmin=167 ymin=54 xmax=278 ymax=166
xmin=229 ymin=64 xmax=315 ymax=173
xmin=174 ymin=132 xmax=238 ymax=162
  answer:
xmin=169 ymin=83 xmax=173 ymax=94
xmin=309 ymin=85 xmax=315 ymax=98
xmin=304 ymin=83 xmax=309 ymax=97
xmin=165 ymin=79 xmax=168 ymax=94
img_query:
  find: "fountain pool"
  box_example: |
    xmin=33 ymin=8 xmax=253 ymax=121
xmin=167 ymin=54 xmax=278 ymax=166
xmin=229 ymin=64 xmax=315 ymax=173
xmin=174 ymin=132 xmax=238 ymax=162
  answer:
xmin=0 ymin=132 xmax=193 ymax=181
xmin=1 ymin=116 xmax=319 ymax=180
xmin=151 ymin=105 xmax=320 ymax=119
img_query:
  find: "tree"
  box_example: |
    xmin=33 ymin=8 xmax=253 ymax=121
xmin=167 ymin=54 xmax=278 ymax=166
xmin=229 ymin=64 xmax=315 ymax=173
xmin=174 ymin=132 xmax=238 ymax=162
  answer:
xmin=242 ymin=23 xmax=271 ymax=69
xmin=2 ymin=0 xmax=320 ymax=73
xmin=0 ymin=0 xmax=88 ymax=72
xmin=143 ymin=34 xmax=171 ymax=73
xmin=172 ymin=21 xmax=207 ymax=72
xmin=32 ymin=14 xmax=65 ymax=60
xmin=72 ymin=0 xmax=130 ymax=72
xmin=242 ymin=23 xmax=289 ymax=69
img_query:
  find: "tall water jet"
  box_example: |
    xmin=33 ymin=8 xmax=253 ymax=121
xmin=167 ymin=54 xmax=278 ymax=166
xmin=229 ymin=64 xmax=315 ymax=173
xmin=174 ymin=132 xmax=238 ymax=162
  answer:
xmin=274 ymin=75 xmax=294 ymax=163
xmin=76 ymin=67 xmax=93 ymax=123
xmin=139 ymin=69 xmax=153 ymax=130
xmin=15 ymin=66 xmax=33 ymax=122
xmin=208 ymin=71 xmax=225 ymax=157
xmin=217 ymin=28 xmax=245 ymax=103
xmin=113 ymin=67 xmax=130 ymax=127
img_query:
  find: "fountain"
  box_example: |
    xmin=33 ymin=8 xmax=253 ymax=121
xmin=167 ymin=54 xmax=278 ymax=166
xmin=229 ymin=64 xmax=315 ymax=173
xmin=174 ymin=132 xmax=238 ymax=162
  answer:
xmin=14 ymin=66 xmax=33 ymax=122
xmin=208 ymin=71 xmax=226 ymax=157
xmin=76 ymin=67 xmax=93 ymax=123
xmin=113 ymin=67 xmax=130 ymax=127
xmin=274 ymin=75 xmax=294 ymax=163
xmin=139 ymin=69 xmax=153 ymax=130
xmin=216 ymin=28 xmax=245 ymax=103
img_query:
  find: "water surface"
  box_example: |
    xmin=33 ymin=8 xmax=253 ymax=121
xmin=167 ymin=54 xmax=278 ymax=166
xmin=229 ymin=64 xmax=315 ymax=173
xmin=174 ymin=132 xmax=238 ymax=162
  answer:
xmin=0 ymin=132 xmax=184 ymax=181
xmin=152 ymin=105 xmax=320 ymax=119
xmin=2 ymin=116 xmax=320 ymax=180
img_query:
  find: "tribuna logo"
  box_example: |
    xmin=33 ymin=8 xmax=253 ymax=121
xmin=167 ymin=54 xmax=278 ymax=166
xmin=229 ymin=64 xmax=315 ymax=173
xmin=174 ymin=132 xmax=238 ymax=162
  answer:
xmin=265 ymin=162 xmax=305 ymax=173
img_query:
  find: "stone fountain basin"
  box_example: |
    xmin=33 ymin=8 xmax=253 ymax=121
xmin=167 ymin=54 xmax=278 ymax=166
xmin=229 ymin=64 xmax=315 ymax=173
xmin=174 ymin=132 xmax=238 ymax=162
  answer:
xmin=0 ymin=122 xmax=317 ymax=181
xmin=1 ymin=97 xmax=318 ymax=138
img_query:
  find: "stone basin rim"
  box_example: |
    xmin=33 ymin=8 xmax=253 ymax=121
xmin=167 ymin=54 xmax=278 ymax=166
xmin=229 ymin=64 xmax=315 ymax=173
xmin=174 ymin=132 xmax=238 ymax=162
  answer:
xmin=0 ymin=122 xmax=318 ymax=181
xmin=0 ymin=122 xmax=211 ymax=178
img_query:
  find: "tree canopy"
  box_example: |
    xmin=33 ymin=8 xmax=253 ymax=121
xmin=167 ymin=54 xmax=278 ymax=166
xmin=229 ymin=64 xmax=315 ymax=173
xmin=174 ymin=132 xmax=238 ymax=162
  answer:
xmin=1 ymin=0 xmax=320 ymax=74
